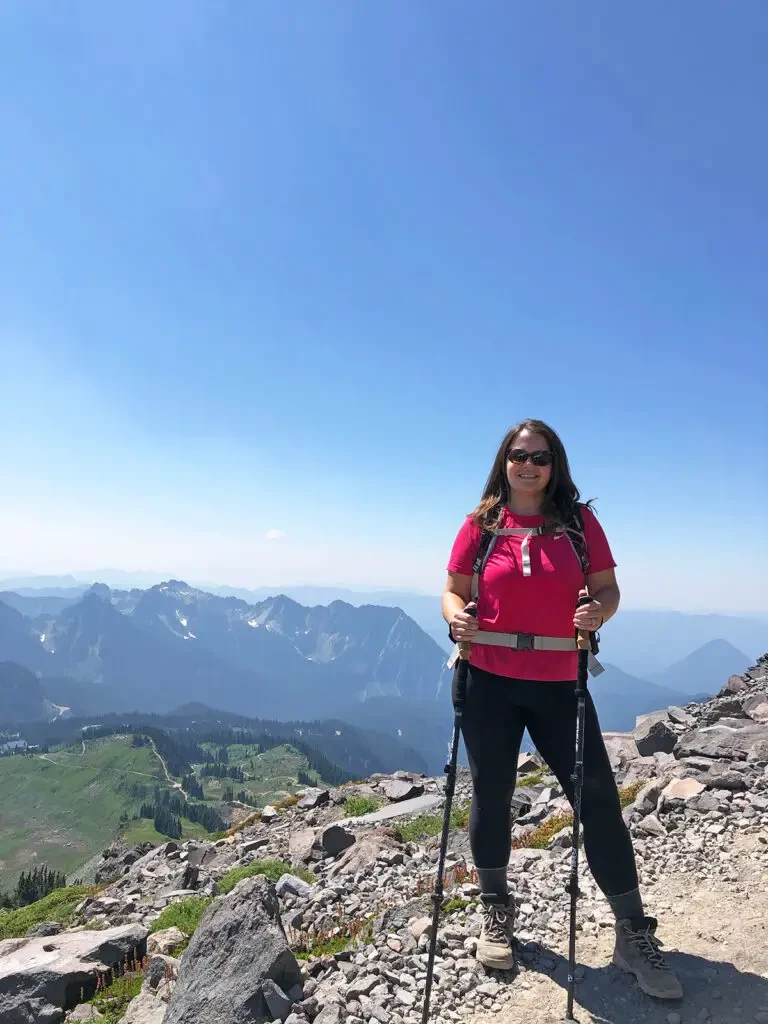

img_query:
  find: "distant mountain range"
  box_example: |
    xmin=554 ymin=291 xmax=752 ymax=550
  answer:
xmin=0 ymin=581 xmax=451 ymax=723
xmin=0 ymin=578 xmax=761 ymax=774
xmin=2 ymin=575 xmax=765 ymax=672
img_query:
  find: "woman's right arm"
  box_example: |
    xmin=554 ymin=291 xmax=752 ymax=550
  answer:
xmin=442 ymin=572 xmax=479 ymax=641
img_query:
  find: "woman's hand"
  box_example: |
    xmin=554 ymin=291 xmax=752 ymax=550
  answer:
xmin=573 ymin=588 xmax=603 ymax=633
xmin=451 ymin=605 xmax=479 ymax=643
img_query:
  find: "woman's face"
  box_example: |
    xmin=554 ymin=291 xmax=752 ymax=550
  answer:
xmin=505 ymin=429 xmax=553 ymax=498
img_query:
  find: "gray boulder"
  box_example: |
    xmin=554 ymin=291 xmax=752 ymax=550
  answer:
xmin=164 ymin=875 xmax=301 ymax=1024
xmin=67 ymin=1005 xmax=104 ymax=1020
xmin=675 ymin=719 xmax=768 ymax=761
xmin=379 ymin=780 xmax=425 ymax=803
xmin=275 ymin=874 xmax=314 ymax=900
xmin=329 ymin=831 xmax=399 ymax=877
xmin=688 ymin=791 xmax=719 ymax=814
xmin=143 ymin=954 xmax=180 ymax=994
xmin=602 ymin=733 xmax=640 ymax=772
xmin=314 ymin=1007 xmax=343 ymax=1024
xmin=621 ymin=756 xmax=659 ymax=786
xmin=288 ymin=829 xmax=316 ymax=866
xmin=633 ymin=712 xmax=677 ymax=756
xmin=702 ymin=697 xmax=749 ymax=723
xmin=241 ymin=839 xmax=269 ymax=856
xmin=721 ymin=674 xmax=748 ymax=695
xmin=262 ymin=978 xmax=292 ymax=1022
xmin=122 ymin=990 xmax=168 ymax=1024
xmin=95 ymin=842 xmax=155 ymax=884
xmin=319 ymin=825 xmax=355 ymax=858
xmin=517 ymin=753 xmax=542 ymax=774
xmin=667 ymin=706 xmax=695 ymax=727
xmin=744 ymin=694 xmax=768 ymax=724
xmin=702 ymin=767 xmax=748 ymax=791
xmin=25 ymin=922 xmax=62 ymax=938
xmin=636 ymin=814 xmax=667 ymax=837
xmin=147 ymin=927 xmax=186 ymax=956
xmin=0 ymin=924 xmax=148 ymax=1024
xmin=297 ymin=789 xmax=329 ymax=811
xmin=633 ymin=778 xmax=665 ymax=816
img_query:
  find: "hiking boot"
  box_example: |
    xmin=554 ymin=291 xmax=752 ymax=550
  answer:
xmin=476 ymin=897 xmax=516 ymax=970
xmin=612 ymin=916 xmax=683 ymax=1000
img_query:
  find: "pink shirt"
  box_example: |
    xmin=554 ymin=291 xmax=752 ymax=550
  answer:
xmin=447 ymin=505 xmax=616 ymax=681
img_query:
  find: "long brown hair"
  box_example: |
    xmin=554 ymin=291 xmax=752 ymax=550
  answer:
xmin=471 ymin=419 xmax=591 ymax=529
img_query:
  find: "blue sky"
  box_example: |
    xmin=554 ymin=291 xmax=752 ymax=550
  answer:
xmin=1 ymin=1 xmax=766 ymax=613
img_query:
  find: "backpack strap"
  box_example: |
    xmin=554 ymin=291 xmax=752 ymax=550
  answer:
xmin=470 ymin=529 xmax=497 ymax=602
xmin=447 ymin=518 xmax=498 ymax=645
xmin=564 ymin=505 xmax=590 ymax=579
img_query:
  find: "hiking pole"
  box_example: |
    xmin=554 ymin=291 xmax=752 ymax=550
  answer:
xmin=421 ymin=602 xmax=476 ymax=1024
xmin=562 ymin=593 xmax=594 ymax=1024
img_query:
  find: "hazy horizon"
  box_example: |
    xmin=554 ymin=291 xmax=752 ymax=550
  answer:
xmin=1 ymin=567 xmax=767 ymax=620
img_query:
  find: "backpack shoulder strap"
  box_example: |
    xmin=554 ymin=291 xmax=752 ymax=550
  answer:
xmin=565 ymin=504 xmax=590 ymax=579
xmin=471 ymin=528 xmax=497 ymax=602
xmin=448 ymin=513 xmax=499 ymax=647
xmin=566 ymin=505 xmax=603 ymax=664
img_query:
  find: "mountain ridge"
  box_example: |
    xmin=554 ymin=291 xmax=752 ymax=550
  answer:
xmin=0 ymin=581 xmax=760 ymax=770
xmin=648 ymin=637 xmax=752 ymax=695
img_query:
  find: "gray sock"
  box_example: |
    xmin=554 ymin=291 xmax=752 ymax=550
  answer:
xmin=477 ymin=867 xmax=509 ymax=904
xmin=606 ymin=887 xmax=644 ymax=923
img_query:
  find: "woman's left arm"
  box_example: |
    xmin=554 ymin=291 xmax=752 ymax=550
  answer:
xmin=584 ymin=568 xmax=620 ymax=625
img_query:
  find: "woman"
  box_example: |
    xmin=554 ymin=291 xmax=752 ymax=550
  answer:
xmin=442 ymin=419 xmax=681 ymax=1001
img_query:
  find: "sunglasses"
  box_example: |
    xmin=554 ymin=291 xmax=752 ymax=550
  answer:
xmin=507 ymin=448 xmax=554 ymax=467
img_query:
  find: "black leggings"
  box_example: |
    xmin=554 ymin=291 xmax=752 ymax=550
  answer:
xmin=455 ymin=664 xmax=639 ymax=899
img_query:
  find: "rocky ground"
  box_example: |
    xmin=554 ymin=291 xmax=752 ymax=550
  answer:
xmin=1 ymin=656 xmax=767 ymax=1024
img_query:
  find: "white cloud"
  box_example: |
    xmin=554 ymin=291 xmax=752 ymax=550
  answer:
xmin=265 ymin=529 xmax=286 ymax=541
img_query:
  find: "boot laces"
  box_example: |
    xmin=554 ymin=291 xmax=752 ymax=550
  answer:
xmin=628 ymin=922 xmax=668 ymax=971
xmin=483 ymin=903 xmax=511 ymax=944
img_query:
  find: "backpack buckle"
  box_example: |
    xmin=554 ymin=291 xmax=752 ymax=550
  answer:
xmin=515 ymin=633 xmax=535 ymax=651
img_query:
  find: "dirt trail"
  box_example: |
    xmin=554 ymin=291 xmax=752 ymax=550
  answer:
xmin=147 ymin=738 xmax=186 ymax=795
xmin=468 ymin=832 xmax=768 ymax=1024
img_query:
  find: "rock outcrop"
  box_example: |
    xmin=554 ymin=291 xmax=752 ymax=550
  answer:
xmin=0 ymin=924 xmax=148 ymax=1024
xmin=164 ymin=875 xmax=302 ymax=1024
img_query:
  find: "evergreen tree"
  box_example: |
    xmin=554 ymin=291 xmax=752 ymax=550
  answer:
xmin=153 ymin=807 xmax=182 ymax=839
xmin=182 ymin=774 xmax=204 ymax=799
xmin=186 ymin=802 xmax=226 ymax=833
xmin=11 ymin=865 xmax=67 ymax=908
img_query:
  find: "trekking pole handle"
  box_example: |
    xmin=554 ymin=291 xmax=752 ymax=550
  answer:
xmin=458 ymin=602 xmax=477 ymax=661
xmin=576 ymin=592 xmax=593 ymax=652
